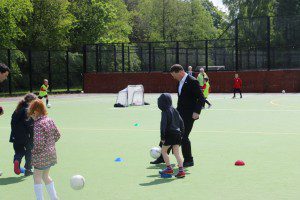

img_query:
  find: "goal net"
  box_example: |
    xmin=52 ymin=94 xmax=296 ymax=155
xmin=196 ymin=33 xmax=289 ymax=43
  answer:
xmin=115 ymin=85 xmax=145 ymax=107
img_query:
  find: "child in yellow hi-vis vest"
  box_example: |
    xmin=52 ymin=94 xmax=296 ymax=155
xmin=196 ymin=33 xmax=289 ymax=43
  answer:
xmin=38 ymin=79 xmax=50 ymax=107
xmin=201 ymin=78 xmax=212 ymax=109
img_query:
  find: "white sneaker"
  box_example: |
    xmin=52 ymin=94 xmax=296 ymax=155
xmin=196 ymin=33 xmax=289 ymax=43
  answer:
xmin=208 ymin=105 xmax=212 ymax=109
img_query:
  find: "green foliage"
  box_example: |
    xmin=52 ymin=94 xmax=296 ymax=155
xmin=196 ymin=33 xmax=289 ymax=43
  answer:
xmin=68 ymin=0 xmax=131 ymax=48
xmin=201 ymin=0 xmax=227 ymax=30
xmin=223 ymin=0 xmax=278 ymax=20
xmin=136 ymin=0 xmax=217 ymax=42
xmin=19 ymin=0 xmax=75 ymax=49
xmin=0 ymin=0 xmax=33 ymax=48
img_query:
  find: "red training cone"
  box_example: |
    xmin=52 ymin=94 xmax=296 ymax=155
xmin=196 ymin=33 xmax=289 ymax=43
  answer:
xmin=235 ymin=160 xmax=245 ymax=166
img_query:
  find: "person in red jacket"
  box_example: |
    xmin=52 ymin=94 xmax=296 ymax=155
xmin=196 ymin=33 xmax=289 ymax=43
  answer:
xmin=233 ymin=73 xmax=242 ymax=98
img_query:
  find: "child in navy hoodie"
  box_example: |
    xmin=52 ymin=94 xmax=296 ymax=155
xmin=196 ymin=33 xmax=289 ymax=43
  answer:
xmin=158 ymin=93 xmax=185 ymax=178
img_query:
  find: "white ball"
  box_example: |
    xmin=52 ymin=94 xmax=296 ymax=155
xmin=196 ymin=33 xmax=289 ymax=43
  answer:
xmin=70 ymin=175 xmax=85 ymax=190
xmin=150 ymin=147 xmax=161 ymax=159
xmin=81 ymin=91 xmax=84 ymax=93
xmin=282 ymin=90 xmax=285 ymax=94
xmin=0 ymin=171 xmax=3 ymax=176
xmin=47 ymin=103 xmax=51 ymax=108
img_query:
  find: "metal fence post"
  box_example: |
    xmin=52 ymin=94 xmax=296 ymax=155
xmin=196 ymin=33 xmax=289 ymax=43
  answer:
xmin=196 ymin=48 xmax=199 ymax=67
xmin=205 ymin=40 xmax=208 ymax=71
xmin=164 ymin=48 xmax=167 ymax=72
xmin=82 ymin=45 xmax=87 ymax=91
xmin=96 ymin=44 xmax=99 ymax=72
xmin=235 ymin=18 xmax=239 ymax=71
xmin=48 ymin=50 xmax=52 ymax=92
xmin=114 ymin=45 xmax=117 ymax=72
xmin=185 ymin=48 xmax=189 ymax=70
xmin=176 ymin=41 xmax=179 ymax=64
xmin=127 ymin=46 xmax=130 ymax=72
xmin=83 ymin=45 xmax=87 ymax=73
xmin=122 ymin=43 xmax=125 ymax=72
xmin=266 ymin=16 xmax=271 ymax=70
xmin=148 ymin=42 xmax=152 ymax=72
xmin=152 ymin=47 xmax=155 ymax=71
xmin=99 ymin=43 xmax=102 ymax=72
xmin=28 ymin=49 xmax=33 ymax=92
xmin=66 ymin=50 xmax=70 ymax=92
xmin=7 ymin=49 xmax=12 ymax=94
xmin=140 ymin=46 xmax=143 ymax=71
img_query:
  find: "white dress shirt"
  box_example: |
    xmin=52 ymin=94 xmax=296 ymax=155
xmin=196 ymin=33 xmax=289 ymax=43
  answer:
xmin=178 ymin=73 xmax=188 ymax=95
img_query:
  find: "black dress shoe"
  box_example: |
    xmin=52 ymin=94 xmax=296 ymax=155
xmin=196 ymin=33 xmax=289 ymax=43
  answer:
xmin=183 ymin=161 xmax=194 ymax=167
xmin=150 ymin=159 xmax=164 ymax=164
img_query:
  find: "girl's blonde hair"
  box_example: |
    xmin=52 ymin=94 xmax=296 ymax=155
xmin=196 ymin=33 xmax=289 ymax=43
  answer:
xmin=28 ymin=99 xmax=48 ymax=117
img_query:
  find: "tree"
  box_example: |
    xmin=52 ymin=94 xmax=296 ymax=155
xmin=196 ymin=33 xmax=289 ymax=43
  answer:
xmin=276 ymin=0 xmax=300 ymax=16
xmin=136 ymin=0 xmax=217 ymax=42
xmin=201 ymin=0 xmax=227 ymax=30
xmin=18 ymin=0 xmax=74 ymax=49
xmin=0 ymin=0 xmax=33 ymax=48
xmin=68 ymin=0 xmax=131 ymax=48
xmin=223 ymin=0 xmax=276 ymax=20
xmin=101 ymin=0 xmax=132 ymax=43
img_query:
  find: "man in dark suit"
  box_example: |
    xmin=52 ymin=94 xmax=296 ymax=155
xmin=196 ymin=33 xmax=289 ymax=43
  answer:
xmin=170 ymin=64 xmax=205 ymax=167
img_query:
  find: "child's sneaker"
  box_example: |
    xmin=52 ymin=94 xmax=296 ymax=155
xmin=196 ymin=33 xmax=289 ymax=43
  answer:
xmin=25 ymin=169 xmax=33 ymax=176
xmin=159 ymin=167 xmax=174 ymax=175
xmin=14 ymin=160 xmax=21 ymax=175
xmin=175 ymin=171 xmax=186 ymax=178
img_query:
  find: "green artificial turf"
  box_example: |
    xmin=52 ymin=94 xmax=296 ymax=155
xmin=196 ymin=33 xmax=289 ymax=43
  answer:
xmin=0 ymin=93 xmax=299 ymax=200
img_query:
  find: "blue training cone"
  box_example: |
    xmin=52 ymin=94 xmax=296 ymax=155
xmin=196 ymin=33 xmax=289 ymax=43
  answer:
xmin=114 ymin=157 xmax=123 ymax=162
xmin=20 ymin=167 xmax=25 ymax=174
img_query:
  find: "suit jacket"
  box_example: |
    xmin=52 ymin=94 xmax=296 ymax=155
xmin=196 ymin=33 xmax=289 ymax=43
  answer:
xmin=177 ymin=75 xmax=205 ymax=117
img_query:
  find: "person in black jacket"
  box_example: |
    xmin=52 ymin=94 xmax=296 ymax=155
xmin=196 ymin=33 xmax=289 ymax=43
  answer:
xmin=158 ymin=93 xmax=185 ymax=178
xmin=10 ymin=93 xmax=36 ymax=176
xmin=170 ymin=64 xmax=205 ymax=167
xmin=0 ymin=63 xmax=10 ymax=176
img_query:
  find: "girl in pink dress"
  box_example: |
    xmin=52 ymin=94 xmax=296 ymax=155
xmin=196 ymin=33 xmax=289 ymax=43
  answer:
xmin=28 ymin=99 xmax=60 ymax=200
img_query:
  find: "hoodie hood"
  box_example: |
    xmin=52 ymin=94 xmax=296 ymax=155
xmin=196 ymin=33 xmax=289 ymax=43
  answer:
xmin=158 ymin=93 xmax=172 ymax=111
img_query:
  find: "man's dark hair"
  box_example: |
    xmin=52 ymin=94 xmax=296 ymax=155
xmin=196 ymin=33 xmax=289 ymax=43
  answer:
xmin=0 ymin=63 xmax=10 ymax=73
xmin=170 ymin=64 xmax=184 ymax=73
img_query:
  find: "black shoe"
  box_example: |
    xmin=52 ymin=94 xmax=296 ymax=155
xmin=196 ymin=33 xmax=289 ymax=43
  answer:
xmin=25 ymin=169 xmax=33 ymax=176
xmin=183 ymin=161 xmax=194 ymax=167
xmin=150 ymin=159 xmax=164 ymax=164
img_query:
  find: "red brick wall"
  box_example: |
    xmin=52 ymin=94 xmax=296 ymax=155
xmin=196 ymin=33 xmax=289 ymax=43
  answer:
xmin=84 ymin=70 xmax=300 ymax=93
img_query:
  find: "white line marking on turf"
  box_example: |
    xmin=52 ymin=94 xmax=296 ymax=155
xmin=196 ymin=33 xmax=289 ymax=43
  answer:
xmin=270 ymin=99 xmax=300 ymax=109
xmin=270 ymin=100 xmax=280 ymax=106
xmin=109 ymin=108 xmax=300 ymax=112
xmin=1 ymin=127 xmax=296 ymax=135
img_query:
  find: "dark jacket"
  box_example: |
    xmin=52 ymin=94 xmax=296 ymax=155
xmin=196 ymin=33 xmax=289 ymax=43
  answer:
xmin=177 ymin=75 xmax=205 ymax=117
xmin=158 ymin=93 xmax=185 ymax=140
xmin=10 ymin=103 xmax=34 ymax=145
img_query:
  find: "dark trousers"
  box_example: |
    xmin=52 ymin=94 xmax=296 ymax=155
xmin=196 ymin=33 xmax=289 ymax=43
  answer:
xmin=233 ymin=88 xmax=242 ymax=97
xmin=13 ymin=143 xmax=32 ymax=170
xmin=180 ymin=112 xmax=195 ymax=163
xmin=204 ymin=98 xmax=211 ymax=107
xmin=38 ymin=95 xmax=49 ymax=105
